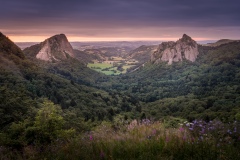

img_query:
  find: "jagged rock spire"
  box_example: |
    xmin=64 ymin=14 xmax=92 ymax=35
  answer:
xmin=35 ymin=34 xmax=74 ymax=62
xmin=151 ymin=34 xmax=199 ymax=65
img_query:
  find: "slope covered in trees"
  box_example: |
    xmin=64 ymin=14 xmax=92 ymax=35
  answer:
xmin=104 ymin=41 xmax=240 ymax=122
xmin=0 ymin=32 xmax=141 ymax=133
xmin=1 ymin=32 xmax=240 ymax=158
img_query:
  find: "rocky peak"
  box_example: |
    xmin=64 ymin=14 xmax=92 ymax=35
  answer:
xmin=36 ymin=34 xmax=74 ymax=62
xmin=151 ymin=34 xmax=199 ymax=65
xmin=181 ymin=34 xmax=192 ymax=41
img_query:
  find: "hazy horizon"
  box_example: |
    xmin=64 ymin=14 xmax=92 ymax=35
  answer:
xmin=14 ymin=39 xmax=219 ymax=44
xmin=10 ymin=35 xmax=222 ymax=43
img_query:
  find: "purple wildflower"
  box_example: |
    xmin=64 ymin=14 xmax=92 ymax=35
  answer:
xmin=179 ymin=127 xmax=184 ymax=132
xmin=200 ymin=128 xmax=205 ymax=134
xmin=89 ymin=135 xmax=93 ymax=141
xmin=152 ymin=129 xmax=156 ymax=135
xmin=227 ymin=129 xmax=232 ymax=134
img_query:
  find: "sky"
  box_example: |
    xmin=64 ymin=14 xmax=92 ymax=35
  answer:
xmin=1 ymin=0 xmax=240 ymax=42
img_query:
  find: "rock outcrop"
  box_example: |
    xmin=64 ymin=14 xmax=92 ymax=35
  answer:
xmin=34 ymin=34 xmax=74 ymax=62
xmin=151 ymin=34 xmax=199 ymax=64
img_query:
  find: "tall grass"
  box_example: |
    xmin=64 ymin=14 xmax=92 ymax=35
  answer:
xmin=1 ymin=120 xmax=240 ymax=159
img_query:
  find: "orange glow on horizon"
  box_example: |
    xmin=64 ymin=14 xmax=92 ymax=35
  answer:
xmin=9 ymin=35 xmax=214 ymax=42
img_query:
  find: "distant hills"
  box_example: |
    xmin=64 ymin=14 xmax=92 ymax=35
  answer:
xmin=205 ymin=39 xmax=240 ymax=47
xmin=1 ymin=31 xmax=240 ymax=124
xmin=18 ymin=35 xmax=240 ymax=67
xmin=127 ymin=45 xmax=158 ymax=63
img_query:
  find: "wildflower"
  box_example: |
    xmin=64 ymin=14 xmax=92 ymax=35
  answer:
xmin=179 ymin=127 xmax=184 ymax=132
xmin=227 ymin=129 xmax=232 ymax=134
xmin=189 ymin=127 xmax=193 ymax=131
xmin=152 ymin=129 xmax=156 ymax=135
xmin=89 ymin=135 xmax=93 ymax=140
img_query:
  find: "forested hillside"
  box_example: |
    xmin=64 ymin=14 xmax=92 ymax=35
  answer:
xmin=103 ymin=41 xmax=240 ymax=122
xmin=0 ymin=32 xmax=141 ymax=149
xmin=1 ymin=32 xmax=240 ymax=159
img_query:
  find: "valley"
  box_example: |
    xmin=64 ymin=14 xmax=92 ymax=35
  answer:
xmin=73 ymin=42 xmax=158 ymax=75
xmin=87 ymin=56 xmax=138 ymax=75
xmin=2 ymin=0 xmax=240 ymax=159
xmin=1 ymin=32 xmax=240 ymax=159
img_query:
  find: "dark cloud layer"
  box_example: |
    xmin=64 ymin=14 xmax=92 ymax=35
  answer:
xmin=1 ymin=0 xmax=240 ymax=41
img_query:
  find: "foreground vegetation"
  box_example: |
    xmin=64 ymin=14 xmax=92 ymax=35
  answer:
xmin=1 ymin=109 xmax=240 ymax=160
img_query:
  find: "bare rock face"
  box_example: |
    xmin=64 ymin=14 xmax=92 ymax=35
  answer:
xmin=151 ymin=34 xmax=199 ymax=65
xmin=36 ymin=34 xmax=74 ymax=62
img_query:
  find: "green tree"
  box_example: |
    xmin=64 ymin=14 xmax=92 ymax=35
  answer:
xmin=25 ymin=100 xmax=75 ymax=145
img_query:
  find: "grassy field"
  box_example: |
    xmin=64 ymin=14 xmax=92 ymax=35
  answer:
xmin=87 ymin=63 xmax=118 ymax=75
xmin=88 ymin=63 xmax=112 ymax=69
xmin=88 ymin=59 xmax=137 ymax=75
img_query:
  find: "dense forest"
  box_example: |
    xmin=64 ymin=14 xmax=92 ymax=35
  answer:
xmin=1 ymin=32 xmax=240 ymax=159
xmin=106 ymin=42 xmax=240 ymax=122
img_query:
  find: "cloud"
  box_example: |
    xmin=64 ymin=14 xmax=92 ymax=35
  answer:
xmin=1 ymin=0 xmax=240 ymax=41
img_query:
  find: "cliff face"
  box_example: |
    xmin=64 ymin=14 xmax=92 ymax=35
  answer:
xmin=151 ymin=34 xmax=199 ymax=64
xmin=35 ymin=34 xmax=74 ymax=62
